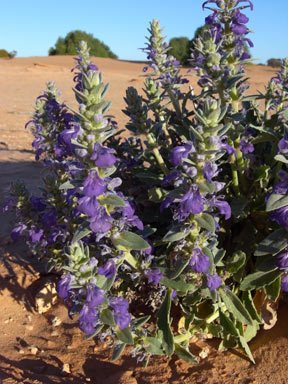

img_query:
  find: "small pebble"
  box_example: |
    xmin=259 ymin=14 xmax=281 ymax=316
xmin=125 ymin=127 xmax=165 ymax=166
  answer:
xmin=29 ymin=346 xmax=39 ymax=355
xmin=51 ymin=330 xmax=59 ymax=337
xmin=25 ymin=325 xmax=34 ymax=331
xmin=62 ymin=363 xmax=71 ymax=374
xmin=199 ymin=346 xmax=210 ymax=359
xmin=19 ymin=349 xmax=25 ymax=354
xmin=51 ymin=316 xmax=61 ymax=327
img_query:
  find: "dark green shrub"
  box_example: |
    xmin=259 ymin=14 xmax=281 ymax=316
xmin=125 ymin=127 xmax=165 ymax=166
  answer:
xmin=0 ymin=49 xmax=17 ymax=59
xmin=169 ymin=37 xmax=190 ymax=65
xmin=267 ymin=58 xmax=282 ymax=68
xmin=48 ymin=30 xmax=117 ymax=58
xmin=0 ymin=49 xmax=9 ymax=58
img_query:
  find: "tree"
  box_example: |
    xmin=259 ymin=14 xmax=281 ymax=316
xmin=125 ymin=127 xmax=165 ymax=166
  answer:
xmin=0 ymin=49 xmax=17 ymax=59
xmin=169 ymin=37 xmax=190 ymax=65
xmin=267 ymin=58 xmax=282 ymax=68
xmin=49 ymin=30 xmax=117 ymax=59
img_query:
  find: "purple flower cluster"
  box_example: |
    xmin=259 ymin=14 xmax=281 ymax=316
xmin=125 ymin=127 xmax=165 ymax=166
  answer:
xmin=192 ymin=0 xmax=254 ymax=92
xmin=109 ymin=297 xmax=131 ymax=330
xmin=142 ymin=19 xmax=188 ymax=88
xmin=26 ymin=83 xmax=79 ymax=163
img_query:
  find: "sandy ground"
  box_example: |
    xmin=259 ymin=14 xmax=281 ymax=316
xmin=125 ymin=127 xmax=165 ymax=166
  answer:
xmin=0 ymin=56 xmax=287 ymax=384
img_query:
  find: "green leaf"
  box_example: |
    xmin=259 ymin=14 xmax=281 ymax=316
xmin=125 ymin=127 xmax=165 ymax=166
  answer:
xmin=112 ymin=343 xmax=126 ymax=361
xmin=161 ymin=276 xmax=195 ymax=293
xmin=275 ymin=154 xmax=288 ymax=164
xmin=242 ymin=291 xmax=262 ymax=323
xmin=166 ymin=259 xmax=190 ymax=280
xmin=254 ymin=165 xmax=270 ymax=181
xmin=72 ymin=223 xmax=91 ymax=243
xmin=244 ymin=321 xmax=259 ymax=343
xmin=97 ymin=274 xmax=116 ymax=291
xmin=175 ymin=344 xmax=198 ymax=363
xmin=266 ymin=193 xmax=288 ymax=212
xmin=167 ymin=88 xmax=182 ymax=117
xmin=226 ymin=251 xmax=246 ymax=273
xmin=136 ymin=226 xmax=156 ymax=238
xmin=112 ymin=232 xmax=150 ymax=251
xmin=219 ymin=310 xmax=238 ymax=337
xmin=230 ymin=196 xmax=249 ymax=218
xmin=219 ymin=288 xmax=253 ymax=325
xmin=240 ymin=269 xmax=282 ymax=291
xmin=148 ymin=187 xmax=165 ymax=203
xmin=265 ymin=276 xmax=281 ymax=302
xmin=162 ymin=225 xmax=188 ymax=242
xmin=255 ymin=229 xmax=288 ymax=256
xmin=198 ymin=181 xmax=215 ymax=194
xmin=195 ymin=213 xmax=215 ymax=233
xmin=59 ymin=179 xmax=82 ymax=190
xmin=132 ymin=315 xmax=151 ymax=329
xmin=144 ymin=337 xmax=165 ymax=355
xmin=156 ymin=289 xmax=174 ymax=356
xmin=100 ymin=308 xmax=116 ymax=326
xmin=214 ymin=249 xmax=226 ymax=265
xmin=239 ymin=336 xmax=255 ymax=364
xmin=86 ymin=324 xmax=104 ymax=340
xmin=115 ymin=328 xmax=134 ymax=345
xmin=100 ymin=194 xmax=126 ymax=207
xmin=282 ymin=109 xmax=288 ymax=120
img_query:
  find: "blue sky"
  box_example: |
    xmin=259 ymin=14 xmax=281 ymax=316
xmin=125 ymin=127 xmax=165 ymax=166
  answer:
xmin=1 ymin=0 xmax=287 ymax=63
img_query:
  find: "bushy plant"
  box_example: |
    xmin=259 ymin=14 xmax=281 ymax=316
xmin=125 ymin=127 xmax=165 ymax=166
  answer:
xmin=169 ymin=37 xmax=190 ymax=65
xmin=7 ymin=0 xmax=288 ymax=365
xmin=48 ymin=30 xmax=117 ymax=59
xmin=267 ymin=58 xmax=282 ymax=68
xmin=0 ymin=49 xmax=17 ymax=58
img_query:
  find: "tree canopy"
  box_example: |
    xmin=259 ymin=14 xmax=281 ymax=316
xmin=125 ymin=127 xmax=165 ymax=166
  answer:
xmin=168 ymin=26 xmax=208 ymax=65
xmin=48 ymin=30 xmax=117 ymax=59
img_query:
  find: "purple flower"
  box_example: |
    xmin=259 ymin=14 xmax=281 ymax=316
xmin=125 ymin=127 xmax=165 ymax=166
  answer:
xmin=206 ymin=274 xmax=222 ymax=291
xmin=231 ymin=22 xmax=248 ymax=35
xmin=145 ymin=269 xmax=163 ymax=285
xmin=190 ymin=248 xmax=210 ymax=273
xmin=86 ymin=284 xmax=105 ymax=307
xmin=169 ymin=142 xmax=195 ymax=167
xmin=98 ymin=260 xmax=117 ymax=279
xmin=79 ymin=304 xmax=99 ymax=335
xmin=83 ymin=171 xmax=105 ymax=197
xmin=240 ymin=52 xmax=251 ymax=60
xmin=203 ymin=161 xmax=219 ymax=183
xmin=275 ymin=252 xmax=288 ymax=271
xmin=180 ymin=186 xmax=204 ymax=219
xmin=89 ymin=207 xmax=112 ymax=233
xmin=41 ymin=209 xmax=57 ymax=227
xmin=281 ymin=275 xmax=288 ymax=292
xmin=58 ymin=124 xmax=82 ymax=147
xmin=57 ymin=273 xmax=73 ymax=299
xmin=30 ymin=196 xmax=46 ymax=211
xmin=48 ymin=226 xmax=66 ymax=244
xmin=271 ymin=206 xmax=288 ymax=228
xmin=91 ymin=143 xmax=118 ymax=167
xmin=239 ymin=139 xmax=254 ymax=154
xmin=78 ymin=196 xmax=99 ymax=217
xmin=211 ymin=197 xmax=231 ymax=220
xmin=273 ymin=179 xmax=288 ymax=195
xmin=120 ymin=200 xmax=144 ymax=230
xmin=109 ymin=297 xmax=131 ymax=330
xmin=233 ymin=9 xmax=249 ymax=24
xmin=278 ymin=138 xmax=288 ymax=154
xmin=29 ymin=226 xmax=44 ymax=243
xmin=11 ymin=223 xmax=26 ymax=241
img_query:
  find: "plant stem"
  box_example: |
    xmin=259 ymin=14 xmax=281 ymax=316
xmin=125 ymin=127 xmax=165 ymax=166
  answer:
xmin=146 ymin=133 xmax=169 ymax=175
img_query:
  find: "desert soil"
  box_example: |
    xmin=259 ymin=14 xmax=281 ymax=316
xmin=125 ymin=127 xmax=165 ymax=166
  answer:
xmin=0 ymin=56 xmax=287 ymax=384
